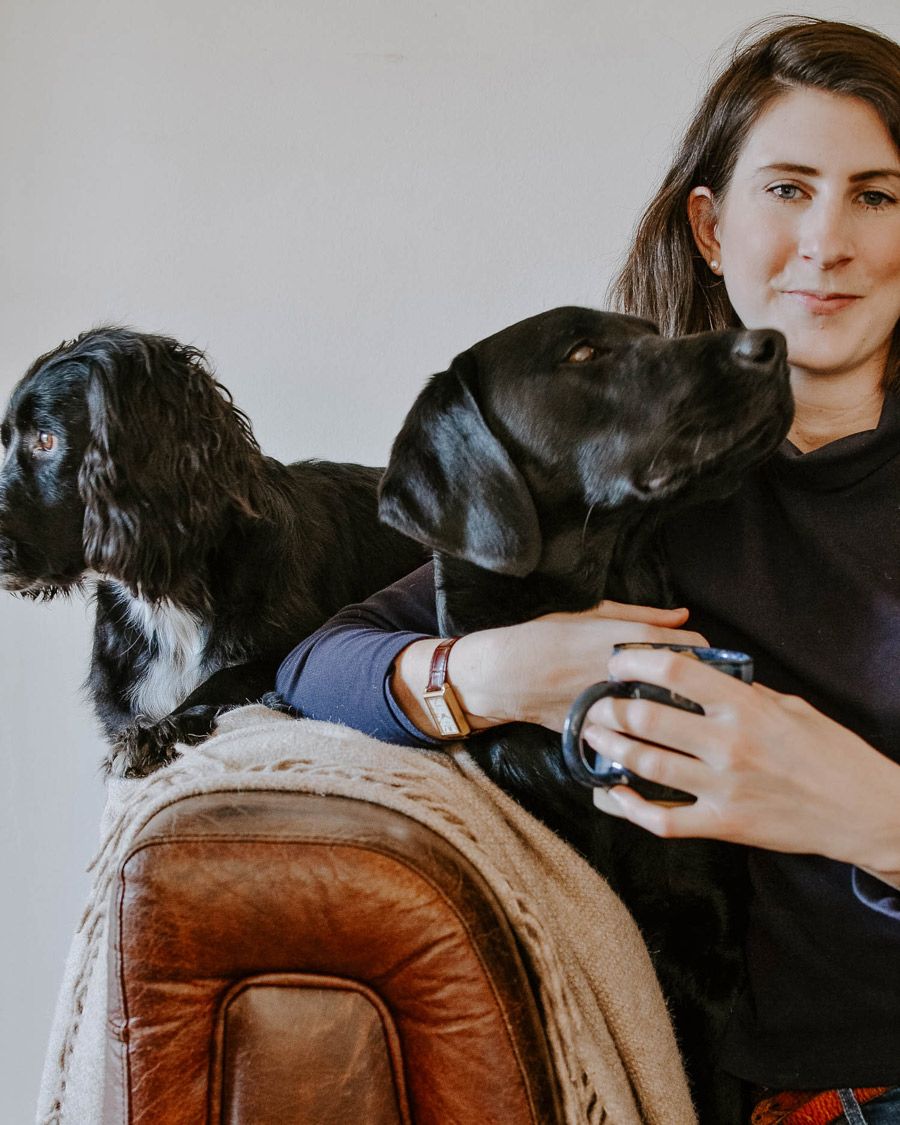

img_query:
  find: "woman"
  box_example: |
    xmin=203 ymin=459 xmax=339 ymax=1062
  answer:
xmin=277 ymin=18 xmax=900 ymax=1123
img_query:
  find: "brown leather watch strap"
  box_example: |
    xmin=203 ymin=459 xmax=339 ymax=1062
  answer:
xmin=427 ymin=637 xmax=460 ymax=692
xmin=423 ymin=637 xmax=471 ymax=739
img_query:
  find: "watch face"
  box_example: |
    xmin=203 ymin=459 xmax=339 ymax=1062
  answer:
xmin=425 ymin=694 xmax=461 ymax=737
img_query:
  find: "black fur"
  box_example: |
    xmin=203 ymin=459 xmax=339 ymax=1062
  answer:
xmin=378 ymin=306 xmax=794 ymax=1123
xmin=0 ymin=327 xmax=425 ymax=776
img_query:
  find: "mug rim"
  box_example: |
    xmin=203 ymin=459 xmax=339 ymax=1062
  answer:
xmin=611 ymin=642 xmax=751 ymax=665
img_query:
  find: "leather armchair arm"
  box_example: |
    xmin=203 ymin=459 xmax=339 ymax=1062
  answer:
xmin=105 ymin=790 xmax=562 ymax=1124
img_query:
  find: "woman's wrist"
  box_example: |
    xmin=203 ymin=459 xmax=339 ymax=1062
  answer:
xmin=855 ymin=773 xmax=900 ymax=889
xmin=856 ymin=830 xmax=900 ymax=891
xmin=841 ymin=751 xmax=900 ymax=887
xmin=390 ymin=633 xmax=509 ymax=739
xmin=449 ymin=630 xmax=519 ymax=728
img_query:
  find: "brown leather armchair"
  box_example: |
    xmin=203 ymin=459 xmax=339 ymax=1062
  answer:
xmin=104 ymin=790 xmax=563 ymax=1124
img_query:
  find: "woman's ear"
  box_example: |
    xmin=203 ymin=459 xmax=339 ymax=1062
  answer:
xmin=687 ymin=186 xmax=722 ymax=273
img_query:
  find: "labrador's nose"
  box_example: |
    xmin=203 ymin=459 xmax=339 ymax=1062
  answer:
xmin=732 ymin=329 xmax=785 ymax=367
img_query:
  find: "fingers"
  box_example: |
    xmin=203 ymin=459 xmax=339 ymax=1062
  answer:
xmin=649 ymin=627 xmax=709 ymax=648
xmin=591 ymin=786 xmax=630 ymax=818
xmin=593 ymin=785 xmax=712 ymax=838
xmin=607 ymin=647 xmax=750 ymax=712
xmin=583 ymin=713 xmax=709 ymax=789
xmin=586 ymin=601 xmax=708 ymax=646
xmin=584 ymin=692 xmax=711 ymax=758
xmin=590 ymin=600 xmax=691 ymax=626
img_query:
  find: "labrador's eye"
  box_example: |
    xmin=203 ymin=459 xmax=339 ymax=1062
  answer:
xmin=564 ymin=343 xmax=597 ymax=363
xmin=34 ymin=431 xmax=57 ymax=455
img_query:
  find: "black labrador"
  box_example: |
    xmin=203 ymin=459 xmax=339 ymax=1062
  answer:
xmin=0 ymin=327 xmax=425 ymax=777
xmin=378 ymin=306 xmax=793 ymax=1123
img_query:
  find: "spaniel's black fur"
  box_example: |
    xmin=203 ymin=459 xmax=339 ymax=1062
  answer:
xmin=379 ymin=307 xmax=794 ymax=1123
xmin=0 ymin=327 xmax=424 ymax=776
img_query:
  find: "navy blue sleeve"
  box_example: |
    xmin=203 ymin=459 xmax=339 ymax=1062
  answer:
xmin=851 ymin=867 xmax=900 ymax=920
xmin=275 ymin=562 xmax=442 ymax=747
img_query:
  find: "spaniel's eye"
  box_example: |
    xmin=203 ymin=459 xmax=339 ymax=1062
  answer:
xmin=564 ymin=343 xmax=598 ymax=364
xmin=34 ymin=431 xmax=57 ymax=455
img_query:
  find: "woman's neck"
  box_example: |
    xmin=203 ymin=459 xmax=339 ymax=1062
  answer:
xmin=788 ymin=366 xmax=885 ymax=453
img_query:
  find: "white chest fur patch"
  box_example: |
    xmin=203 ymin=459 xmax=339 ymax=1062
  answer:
xmin=119 ymin=592 xmax=210 ymax=722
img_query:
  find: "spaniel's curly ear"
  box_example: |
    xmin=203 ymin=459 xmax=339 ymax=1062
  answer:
xmin=76 ymin=329 xmax=262 ymax=600
xmin=378 ymin=352 xmax=541 ymax=577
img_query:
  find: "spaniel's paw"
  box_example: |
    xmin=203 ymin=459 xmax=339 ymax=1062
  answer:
xmin=260 ymin=690 xmax=295 ymax=715
xmin=105 ymin=706 xmax=221 ymax=779
xmin=104 ymin=724 xmax=181 ymax=779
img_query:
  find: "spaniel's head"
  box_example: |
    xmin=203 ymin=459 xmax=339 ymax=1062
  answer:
xmin=0 ymin=327 xmax=263 ymax=601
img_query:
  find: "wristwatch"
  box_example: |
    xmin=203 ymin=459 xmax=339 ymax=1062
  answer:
xmin=423 ymin=637 xmax=472 ymax=739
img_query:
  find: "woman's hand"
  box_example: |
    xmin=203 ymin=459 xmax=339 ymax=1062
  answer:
xmin=391 ymin=602 xmax=706 ymax=740
xmin=453 ymin=601 xmax=708 ymax=732
xmin=584 ymin=647 xmax=900 ymax=880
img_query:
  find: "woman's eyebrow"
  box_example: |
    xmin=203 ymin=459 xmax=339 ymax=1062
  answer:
xmin=757 ymin=162 xmax=818 ymax=176
xmin=756 ymin=162 xmax=900 ymax=181
xmin=848 ymin=168 xmax=900 ymax=182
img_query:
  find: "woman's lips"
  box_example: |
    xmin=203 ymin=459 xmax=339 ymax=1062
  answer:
xmin=783 ymin=290 xmax=861 ymax=315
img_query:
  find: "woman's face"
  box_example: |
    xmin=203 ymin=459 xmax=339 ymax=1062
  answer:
xmin=691 ymin=87 xmax=900 ymax=384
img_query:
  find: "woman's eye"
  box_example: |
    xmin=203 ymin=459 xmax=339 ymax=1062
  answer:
xmin=564 ymin=343 xmax=598 ymax=363
xmin=859 ymin=189 xmax=895 ymax=209
xmin=769 ymin=183 xmax=803 ymax=201
xmin=33 ymin=432 xmax=57 ymax=455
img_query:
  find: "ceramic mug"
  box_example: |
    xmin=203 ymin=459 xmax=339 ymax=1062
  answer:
xmin=561 ymin=642 xmax=753 ymax=805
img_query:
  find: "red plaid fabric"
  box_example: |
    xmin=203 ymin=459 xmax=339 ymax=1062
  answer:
xmin=751 ymin=1086 xmax=891 ymax=1125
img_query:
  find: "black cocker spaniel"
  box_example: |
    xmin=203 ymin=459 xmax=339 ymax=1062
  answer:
xmin=0 ymin=327 xmax=424 ymax=776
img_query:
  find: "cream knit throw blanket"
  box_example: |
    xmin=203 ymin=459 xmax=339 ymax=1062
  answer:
xmin=37 ymin=706 xmax=696 ymax=1125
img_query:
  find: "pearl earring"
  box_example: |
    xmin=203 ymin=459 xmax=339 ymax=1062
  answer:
xmin=709 ymin=259 xmax=720 ymax=272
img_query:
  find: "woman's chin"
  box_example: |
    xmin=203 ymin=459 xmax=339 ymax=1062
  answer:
xmin=782 ymin=336 xmax=892 ymax=383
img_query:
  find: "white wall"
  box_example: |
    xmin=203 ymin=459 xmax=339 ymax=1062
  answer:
xmin=2 ymin=1 xmax=898 ymax=1118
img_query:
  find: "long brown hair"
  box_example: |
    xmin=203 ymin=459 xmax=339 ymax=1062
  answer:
xmin=609 ymin=17 xmax=900 ymax=392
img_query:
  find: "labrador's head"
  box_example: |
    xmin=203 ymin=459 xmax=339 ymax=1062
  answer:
xmin=379 ymin=306 xmax=792 ymax=576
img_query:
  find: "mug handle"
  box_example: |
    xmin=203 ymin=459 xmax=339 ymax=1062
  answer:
xmin=562 ymin=680 xmax=673 ymax=788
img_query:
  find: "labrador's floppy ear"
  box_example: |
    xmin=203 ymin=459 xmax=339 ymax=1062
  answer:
xmin=379 ymin=352 xmax=541 ymax=576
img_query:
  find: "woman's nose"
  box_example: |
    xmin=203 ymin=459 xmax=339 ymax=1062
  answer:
xmin=797 ymin=197 xmax=854 ymax=270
